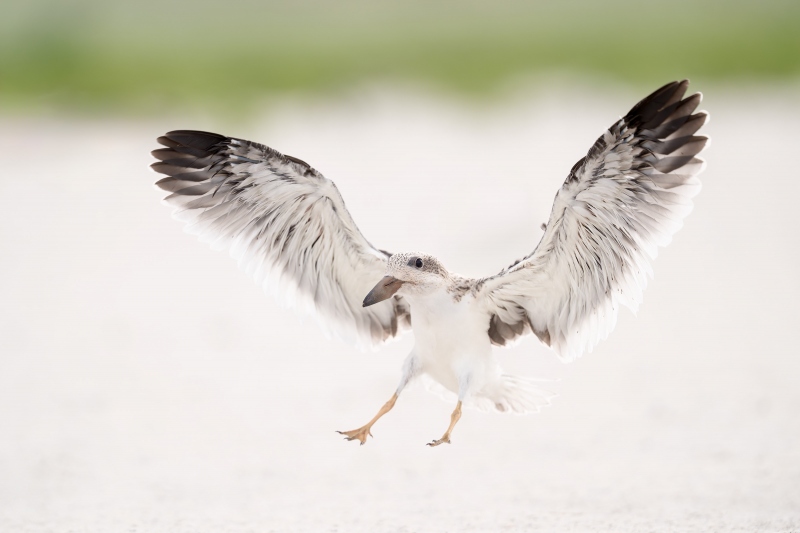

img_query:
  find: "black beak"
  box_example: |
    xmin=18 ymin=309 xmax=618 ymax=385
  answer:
xmin=363 ymin=276 xmax=404 ymax=307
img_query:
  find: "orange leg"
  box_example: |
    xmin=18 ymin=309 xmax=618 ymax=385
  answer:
xmin=427 ymin=401 xmax=462 ymax=447
xmin=337 ymin=393 xmax=398 ymax=445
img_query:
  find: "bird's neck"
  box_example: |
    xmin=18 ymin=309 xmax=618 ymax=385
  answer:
xmin=404 ymin=287 xmax=461 ymax=321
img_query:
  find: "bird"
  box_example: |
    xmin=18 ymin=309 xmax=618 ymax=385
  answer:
xmin=151 ymin=80 xmax=708 ymax=446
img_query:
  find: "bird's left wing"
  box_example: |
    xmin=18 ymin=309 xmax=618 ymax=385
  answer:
xmin=477 ymin=80 xmax=708 ymax=361
xmin=152 ymin=130 xmax=410 ymax=350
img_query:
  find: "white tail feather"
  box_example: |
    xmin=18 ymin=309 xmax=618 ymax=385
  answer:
xmin=422 ymin=374 xmax=557 ymax=414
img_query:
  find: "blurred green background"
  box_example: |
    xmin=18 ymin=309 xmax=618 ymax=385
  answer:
xmin=1 ymin=0 xmax=799 ymax=114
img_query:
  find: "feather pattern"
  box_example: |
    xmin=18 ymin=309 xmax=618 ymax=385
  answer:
xmin=477 ymin=80 xmax=708 ymax=361
xmin=152 ymin=130 xmax=410 ymax=350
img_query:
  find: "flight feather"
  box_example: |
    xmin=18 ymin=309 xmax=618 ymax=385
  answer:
xmin=152 ymin=130 xmax=410 ymax=350
xmin=478 ymin=80 xmax=708 ymax=361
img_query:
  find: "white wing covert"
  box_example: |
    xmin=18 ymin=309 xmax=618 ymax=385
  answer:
xmin=479 ymin=80 xmax=708 ymax=361
xmin=152 ymin=130 xmax=410 ymax=350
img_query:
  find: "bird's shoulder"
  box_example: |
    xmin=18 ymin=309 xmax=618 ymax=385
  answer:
xmin=445 ymin=275 xmax=482 ymax=303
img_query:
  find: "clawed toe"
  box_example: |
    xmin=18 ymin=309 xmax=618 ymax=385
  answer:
xmin=427 ymin=401 xmax=462 ymax=448
xmin=337 ymin=427 xmax=372 ymax=445
xmin=337 ymin=393 xmax=398 ymax=446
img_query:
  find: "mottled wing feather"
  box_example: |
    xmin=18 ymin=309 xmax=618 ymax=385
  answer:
xmin=152 ymin=130 xmax=410 ymax=350
xmin=479 ymin=80 xmax=708 ymax=361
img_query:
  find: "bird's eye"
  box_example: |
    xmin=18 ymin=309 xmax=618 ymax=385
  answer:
xmin=415 ymin=258 xmax=423 ymax=269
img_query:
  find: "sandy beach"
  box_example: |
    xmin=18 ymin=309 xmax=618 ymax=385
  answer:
xmin=1 ymin=82 xmax=799 ymax=532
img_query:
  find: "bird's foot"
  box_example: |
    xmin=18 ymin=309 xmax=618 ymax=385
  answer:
xmin=337 ymin=426 xmax=373 ymax=445
xmin=336 ymin=393 xmax=399 ymax=446
xmin=427 ymin=401 xmax=462 ymax=447
xmin=426 ymin=435 xmax=451 ymax=447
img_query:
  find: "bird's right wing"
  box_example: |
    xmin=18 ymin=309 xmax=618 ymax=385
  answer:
xmin=477 ymin=80 xmax=708 ymax=361
xmin=152 ymin=130 xmax=410 ymax=350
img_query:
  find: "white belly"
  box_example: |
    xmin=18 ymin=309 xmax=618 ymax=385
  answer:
xmin=407 ymin=292 xmax=495 ymax=395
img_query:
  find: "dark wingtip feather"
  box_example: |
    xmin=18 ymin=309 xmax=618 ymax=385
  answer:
xmin=565 ymin=79 xmax=708 ymax=195
xmin=150 ymin=161 xmax=193 ymax=176
xmin=625 ymin=80 xmax=690 ymax=126
xmin=670 ymin=112 xmax=708 ymax=138
xmin=163 ymin=130 xmax=226 ymax=151
xmin=151 ymin=148 xmax=210 ymax=168
xmin=156 ymin=135 xmax=180 ymax=149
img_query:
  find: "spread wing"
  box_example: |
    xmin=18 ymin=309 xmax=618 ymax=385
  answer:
xmin=478 ymin=80 xmax=708 ymax=361
xmin=152 ymin=130 xmax=410 ymax=350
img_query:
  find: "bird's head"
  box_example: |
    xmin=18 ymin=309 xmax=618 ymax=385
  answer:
xmin=362 ymin=252 xmax=449 ymax=307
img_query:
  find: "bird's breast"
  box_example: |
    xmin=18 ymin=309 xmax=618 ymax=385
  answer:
xmin=408 ymin=295 xmax=491 ymax=363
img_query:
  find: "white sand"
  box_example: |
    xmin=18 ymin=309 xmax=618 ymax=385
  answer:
xmin=1 ymin=82 xmax=799 ymax=532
